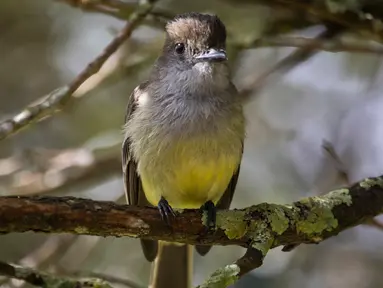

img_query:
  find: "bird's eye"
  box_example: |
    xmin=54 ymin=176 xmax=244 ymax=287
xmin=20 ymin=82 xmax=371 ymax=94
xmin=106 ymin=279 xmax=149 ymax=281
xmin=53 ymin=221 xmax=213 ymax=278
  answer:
xmin=175 ymin=43 xmax=185 ymax=54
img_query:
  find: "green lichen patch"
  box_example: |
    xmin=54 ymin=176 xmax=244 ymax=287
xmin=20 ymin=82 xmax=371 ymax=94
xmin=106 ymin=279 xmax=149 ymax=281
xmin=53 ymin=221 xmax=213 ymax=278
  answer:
xmin=198 ymin=264 xmax=240 ymax=288
xmin=295 ymin=187 xmax=354 ymax=236
xmin=251 ymin=233 xmax=274 ymax=256
xmin=215 ymin=210 xmax=247 ymax=240
xmin=359 ymin=177 xmax=383 ymax=190
xmin=45 ymin=278 xmax=113 ymax=288
xmin=86 ymin=279 xmax=114 ymax=288
xmin=74 ymin=226 xmax=89 ymax=234
xmin=13 ymin=264 xmax=113 ymax=288
xmin=201 ymin=211 xmax=209 ymax=227
xmin=173 ymin=208 xmax=184 ymax=213
xmin=266 ymin=206 xmax=290 ymax=235
xmin=248 ymin=219 xmax=273 ymax=256
xmin=247 ymin=203 xmax=290 ymax=236
xmin=325 ymin=188 xmax=352 ymax=206
xmin=296 ymin=202 xmax=338 ymax=235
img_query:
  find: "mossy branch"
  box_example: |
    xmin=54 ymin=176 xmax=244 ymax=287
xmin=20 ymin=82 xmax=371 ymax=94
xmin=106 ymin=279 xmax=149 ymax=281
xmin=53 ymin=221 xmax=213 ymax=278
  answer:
xmin=0 ymin=261 xmax=113 ymax=288
xmin=0 ymin=176 xmax=383 ymax=287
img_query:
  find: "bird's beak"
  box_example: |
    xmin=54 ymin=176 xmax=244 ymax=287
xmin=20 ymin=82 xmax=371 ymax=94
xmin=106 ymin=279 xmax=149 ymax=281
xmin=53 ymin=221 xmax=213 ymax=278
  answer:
xmin=195 ymin=48 xmax=227 ymax=62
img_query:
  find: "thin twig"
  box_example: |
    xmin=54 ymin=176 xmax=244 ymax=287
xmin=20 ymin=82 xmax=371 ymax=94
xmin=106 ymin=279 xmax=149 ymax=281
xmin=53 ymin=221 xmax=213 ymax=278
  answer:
xmin=322 ymin=140 xmax=349 ymax=181
xmin=241 ymin=36 xmax=383 ymax=54
xmin=239 ymin=26 xmax=343 ymax=98
xmin=59 ymin=0 xmax=126 ymax=19
xmin=57 ymin=0 xmax=135 ymax=14
xmin=275 ymin=0 xmax=383 ymax=42
xmin=56 ymin=0 xmax=171 ymax=24
xmin=0 ymin=2 xmax=156 ymax=141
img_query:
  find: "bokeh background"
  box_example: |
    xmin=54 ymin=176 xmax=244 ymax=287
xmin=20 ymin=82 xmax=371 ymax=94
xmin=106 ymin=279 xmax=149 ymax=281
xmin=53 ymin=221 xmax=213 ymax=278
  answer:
xmin=1 ymin=0 xmax=383 ymax=287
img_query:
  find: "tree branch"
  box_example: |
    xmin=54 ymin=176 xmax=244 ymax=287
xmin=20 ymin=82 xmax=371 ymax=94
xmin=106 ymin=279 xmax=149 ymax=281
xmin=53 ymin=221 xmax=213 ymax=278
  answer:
xmin=240 ymin=36 xmax=383 ymax=54
xmin=271 ymin=0 xmax=383 ymax=42
xmin=0 ymin=176 xmax=383 ymax=287
xmin=239 ymin=26 xmax=342 ymax=98
xmin=0 ymin=1 xmax=156 ymax=141
xmin=57 ymin=0 xmax=171 ymax=26
xmin=60 ymin=0 xmax=383 ymax=43
xmin=69 ymin=271 xmax=146 ymax=288
xmin=0 ymin=142 xmax=121 ymax=196
xmin=0 ymin=261 xmax=113 ymax=288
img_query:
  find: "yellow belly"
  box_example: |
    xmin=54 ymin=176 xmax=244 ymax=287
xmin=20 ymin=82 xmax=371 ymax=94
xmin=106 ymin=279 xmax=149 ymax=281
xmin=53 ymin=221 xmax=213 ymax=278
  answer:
xmin=140 ymin=148 xmax=240 ymax=209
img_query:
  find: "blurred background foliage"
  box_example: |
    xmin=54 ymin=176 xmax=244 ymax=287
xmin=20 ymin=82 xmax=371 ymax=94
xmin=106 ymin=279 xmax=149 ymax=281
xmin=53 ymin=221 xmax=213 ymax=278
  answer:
xmin=1 ymin=0 xmax=383 ymax=287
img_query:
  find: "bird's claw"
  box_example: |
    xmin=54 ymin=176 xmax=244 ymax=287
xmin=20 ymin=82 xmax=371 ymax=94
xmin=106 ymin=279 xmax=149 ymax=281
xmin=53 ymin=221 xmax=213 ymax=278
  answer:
xmin=201 ymin=200 xmax=216 ymax=229
xmin=158 ymin=197 xmax=176 ymax=225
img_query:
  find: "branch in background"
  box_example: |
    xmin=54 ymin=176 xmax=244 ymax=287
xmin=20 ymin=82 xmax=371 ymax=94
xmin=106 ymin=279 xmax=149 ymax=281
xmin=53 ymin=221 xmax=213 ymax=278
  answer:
xmin=0 ymin=262 xmax=113 ymax=288
xmin=1 ymin=176 xmax=383 ymax=287
xmin=70 ymin=271 xmax=146 ymax=288
xmin=58 ymin=0 xmax=133 ymax=20
xmin=232 ymin=33 xmax=383 ymax=100
xmin=0 ymin=142 xmax=121 ymax=196
xmin=2 ymin=1 xmax=380 ymax=143
xmin=57 ymin=0 xmax=171 ymax=27
xmin=277 ymin=0 xmax=383 ymax=42
xmin=239 ymin=26 xmax=342 ymax=98
xmin=60 ymin=0 xmax=383 ymax=43
xmin=0 ymin=232 xmax=76 ymax=286
xmin=322 ymin=140 xmax=349 ymax=182
xmin=3 ymin=236 xmax=78 ymax=288
xmin=243 ymin=36 xmax=383 ymax=54
xmin=0 ymin=1 xmax=156 ymax=141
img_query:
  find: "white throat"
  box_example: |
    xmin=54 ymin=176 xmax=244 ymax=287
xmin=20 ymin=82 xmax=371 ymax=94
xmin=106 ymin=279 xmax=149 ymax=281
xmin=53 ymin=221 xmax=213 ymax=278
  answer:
xmin=194 ymin=62 xmax=213 ymax=75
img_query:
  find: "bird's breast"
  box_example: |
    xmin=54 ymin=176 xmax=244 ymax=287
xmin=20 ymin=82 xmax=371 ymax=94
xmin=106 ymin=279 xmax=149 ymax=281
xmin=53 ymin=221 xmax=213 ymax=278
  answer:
xmin=139 ymin=136 xmax=242 ymax=208
xmin=125 ymin=96 xmax=244 ymax=207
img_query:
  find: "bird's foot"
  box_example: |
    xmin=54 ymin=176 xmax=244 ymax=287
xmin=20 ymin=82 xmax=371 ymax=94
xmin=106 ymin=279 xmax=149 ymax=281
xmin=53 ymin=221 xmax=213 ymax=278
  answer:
xmin=158 ymin=197 xmax=176 ymax=225
xmin=201 ymin=200 xmax=216 ymax=229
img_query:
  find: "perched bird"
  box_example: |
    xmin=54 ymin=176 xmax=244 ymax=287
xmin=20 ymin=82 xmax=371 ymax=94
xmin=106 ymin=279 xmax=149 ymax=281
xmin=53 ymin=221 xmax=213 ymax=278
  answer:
xmin=122 ymin=12 xmax=245 ymax=288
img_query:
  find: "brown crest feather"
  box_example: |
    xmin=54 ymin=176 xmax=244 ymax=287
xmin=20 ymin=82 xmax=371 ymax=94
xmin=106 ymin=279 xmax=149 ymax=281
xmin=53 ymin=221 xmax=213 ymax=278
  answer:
xmin=165 ymin=12 xmax=226 ymax=49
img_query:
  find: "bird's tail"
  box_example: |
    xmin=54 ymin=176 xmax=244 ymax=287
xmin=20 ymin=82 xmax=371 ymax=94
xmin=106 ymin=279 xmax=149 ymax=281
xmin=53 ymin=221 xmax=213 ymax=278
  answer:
xmin=149 ymin=242 xmax=193 ymax=288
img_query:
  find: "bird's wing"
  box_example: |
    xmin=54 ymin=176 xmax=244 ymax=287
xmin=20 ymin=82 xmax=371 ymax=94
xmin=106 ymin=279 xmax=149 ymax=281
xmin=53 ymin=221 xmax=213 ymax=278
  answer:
xmin=122 ymin=85 xmax=140 ymax=206
xmin=122 ymin=83 xmax=158 ymax=261
xmin=215 ymin=142 xmax=243 ymax=210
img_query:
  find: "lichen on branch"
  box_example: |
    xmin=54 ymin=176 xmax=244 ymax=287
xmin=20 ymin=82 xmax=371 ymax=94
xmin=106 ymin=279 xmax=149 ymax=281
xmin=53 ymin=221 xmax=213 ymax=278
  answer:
xmin=0 ymin=176 xmax=382 ymax=288
xmin=0 ymin=262 xmax=113 ymax=288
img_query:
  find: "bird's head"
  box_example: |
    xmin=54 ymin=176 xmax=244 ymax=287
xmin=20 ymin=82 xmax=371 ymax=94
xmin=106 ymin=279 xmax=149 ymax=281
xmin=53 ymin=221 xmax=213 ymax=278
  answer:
xmin=161 ymin=13 xmax=228 ymax=71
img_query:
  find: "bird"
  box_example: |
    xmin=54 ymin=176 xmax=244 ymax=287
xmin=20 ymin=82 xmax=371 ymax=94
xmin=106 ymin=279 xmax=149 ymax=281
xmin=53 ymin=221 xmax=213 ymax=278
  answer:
xmin=122 ymin=12 xmax=245 ymax=288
